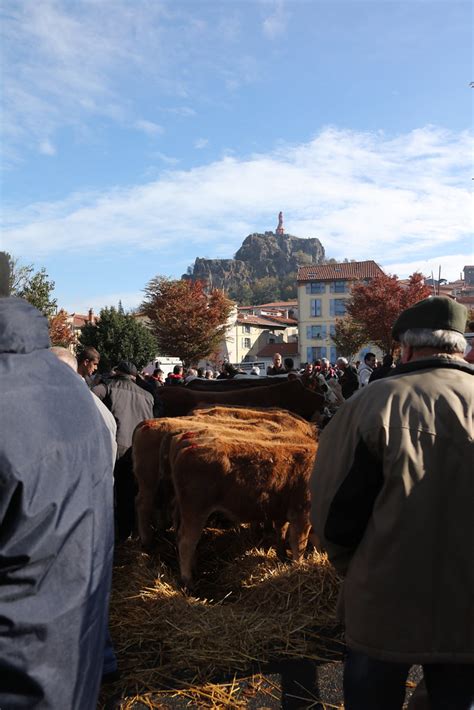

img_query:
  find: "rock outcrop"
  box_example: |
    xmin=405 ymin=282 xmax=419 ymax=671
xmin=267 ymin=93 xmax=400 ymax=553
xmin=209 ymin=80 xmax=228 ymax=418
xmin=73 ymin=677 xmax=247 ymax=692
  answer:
xmin=185 ymin=231 xmax=325 ymax=291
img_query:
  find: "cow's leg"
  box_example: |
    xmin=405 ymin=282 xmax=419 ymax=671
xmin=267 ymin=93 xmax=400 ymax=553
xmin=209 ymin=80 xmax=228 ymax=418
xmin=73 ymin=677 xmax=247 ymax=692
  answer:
xmin=135 ymin=452 xmax=160 ymax=547
xmin=274 ymin=520 xmax=290 ymax=559
xmin=308 ymin=527 xmax=322 ymax=551
xmin=288 ymin=516 xmax=312 ymax=562
xmin=177 ymin=513 xmax=207 ymax=590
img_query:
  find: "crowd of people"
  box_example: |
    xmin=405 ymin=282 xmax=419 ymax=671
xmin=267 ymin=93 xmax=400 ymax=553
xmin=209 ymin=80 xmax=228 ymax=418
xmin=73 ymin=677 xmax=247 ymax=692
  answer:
xmin=1 ymin=273 xmax=473 ymax=709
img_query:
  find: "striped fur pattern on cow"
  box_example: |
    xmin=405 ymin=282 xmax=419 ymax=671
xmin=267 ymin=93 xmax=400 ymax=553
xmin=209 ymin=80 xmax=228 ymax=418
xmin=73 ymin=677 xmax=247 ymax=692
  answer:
xmin=133 ymin=406 xmax=318 ymax=588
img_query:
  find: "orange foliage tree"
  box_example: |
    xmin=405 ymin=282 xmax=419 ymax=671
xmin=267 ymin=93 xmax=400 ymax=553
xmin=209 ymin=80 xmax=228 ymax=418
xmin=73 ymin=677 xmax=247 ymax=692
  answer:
xmin=141 ymin=277 xmax=234 ymax=366
xmin=344 ymin=272 xmax=431 ymax=354
xmin=49 ymin=309 xmax=76 ymax=347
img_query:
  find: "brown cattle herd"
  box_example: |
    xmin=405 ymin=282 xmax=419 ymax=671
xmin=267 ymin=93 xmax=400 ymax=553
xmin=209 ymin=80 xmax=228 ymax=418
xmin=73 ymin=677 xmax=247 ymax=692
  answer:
xmin=133 ymin=384 xmax=324 ymax=588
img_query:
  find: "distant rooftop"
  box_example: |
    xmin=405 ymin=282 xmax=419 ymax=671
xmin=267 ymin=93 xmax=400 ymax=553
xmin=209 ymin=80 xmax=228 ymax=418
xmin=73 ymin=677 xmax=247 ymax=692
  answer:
xmin=297 ymin=260 xmax=384 ymax=282
xmin=257 ymin=342 xmax=299 ymax=358
xmin=236 ymin=314 xmax=287 ymax=329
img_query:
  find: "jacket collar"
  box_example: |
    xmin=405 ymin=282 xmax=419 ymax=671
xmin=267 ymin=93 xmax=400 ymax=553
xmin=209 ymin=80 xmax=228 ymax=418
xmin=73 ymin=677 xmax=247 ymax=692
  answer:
xmin=392 ymin=355 xmax=474 ymax=377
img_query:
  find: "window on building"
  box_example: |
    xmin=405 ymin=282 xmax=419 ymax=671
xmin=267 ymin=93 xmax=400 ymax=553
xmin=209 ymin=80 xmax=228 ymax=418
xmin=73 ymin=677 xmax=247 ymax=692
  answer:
xmin=305 ymin=282 xmax=326 ymax=294
xmin=330 ymin=346 xmax=338 ymax=363
xmin=330 ymin=299 xmax=347 ymax=316
xmin=329 ymin=324 xmax=336 ymax=338
xmin=306 ymin=346 xmax=327 ymax=362
xmin=306 ymin=325 xmax=327 ymax=340
xmin=310 ymin=298 xmax=322 ymax=317
xmin=269 ymin=337 xmax=275 ymax=344
xmin=243 ymin=337 xmax=251 ymax=349
xmin=330 ymin=280 xmax=349 ymax=293
xmin=243 ymin=324 xmax=251 ymax=333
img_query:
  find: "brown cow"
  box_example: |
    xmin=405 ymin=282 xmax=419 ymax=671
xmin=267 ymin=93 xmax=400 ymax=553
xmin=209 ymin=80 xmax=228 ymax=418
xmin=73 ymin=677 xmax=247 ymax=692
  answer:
xmin=155 ymin=407 xmax=319 ymax=588
xmin=132 ymin=407 xmax=317 ymax=549
xmin=156 ymin=378 xmax=324 ymax=420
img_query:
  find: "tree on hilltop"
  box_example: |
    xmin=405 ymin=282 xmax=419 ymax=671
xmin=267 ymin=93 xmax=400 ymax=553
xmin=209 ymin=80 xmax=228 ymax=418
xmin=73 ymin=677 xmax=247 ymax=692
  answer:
xmin=79 ymin=306 xmax=157 ymax=371
xmin=141 ymin=277 xmax=233 ymax=366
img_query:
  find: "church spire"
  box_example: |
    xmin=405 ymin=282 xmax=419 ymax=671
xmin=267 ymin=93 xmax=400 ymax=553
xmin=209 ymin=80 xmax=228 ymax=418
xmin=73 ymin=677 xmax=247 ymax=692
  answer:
xmin=276 ymin=211 xmax=284 ymax=236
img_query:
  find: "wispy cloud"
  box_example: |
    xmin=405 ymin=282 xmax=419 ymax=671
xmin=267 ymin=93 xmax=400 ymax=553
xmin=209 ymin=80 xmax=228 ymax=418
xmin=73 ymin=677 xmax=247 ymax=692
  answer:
xmin=194 ymin=137 xmax=209 ymax=149
xmin=3 ymin=126 xmax=472 ymax=282
xmin=135 ymin=119 xmax=164 ymax=136
xmin=153 ymin=151 xmax=180 ymax=165
xmin=262 ymin=0 xmax=289 ymax=40
xmin=39 ymin=139 xmax=56 ymax=156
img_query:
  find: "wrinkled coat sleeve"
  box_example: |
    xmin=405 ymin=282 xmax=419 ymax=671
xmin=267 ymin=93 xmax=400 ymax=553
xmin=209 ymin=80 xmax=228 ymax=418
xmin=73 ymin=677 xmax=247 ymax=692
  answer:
xmin=310 ymin=395 xmax=383 ymax=575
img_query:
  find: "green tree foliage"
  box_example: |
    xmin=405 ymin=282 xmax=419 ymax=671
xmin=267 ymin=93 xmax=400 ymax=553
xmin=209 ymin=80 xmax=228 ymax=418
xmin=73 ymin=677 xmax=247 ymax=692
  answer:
xmin=228 ymin=273 xmax=297 ymax=305
xmin=79 ymin=306 xmax=157 ymax=371
xmin=332 ymin=316 xmax=368 ymax=360
xmin=141 ymin=277 xmax=234 ymax=366
xmin=7 ymin=253 xmax=57 ymax=316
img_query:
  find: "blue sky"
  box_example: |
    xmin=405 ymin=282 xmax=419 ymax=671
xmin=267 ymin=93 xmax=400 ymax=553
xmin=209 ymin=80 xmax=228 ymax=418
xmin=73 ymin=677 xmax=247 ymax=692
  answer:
xmin=1 ymin=0 xmax=472 ymax=313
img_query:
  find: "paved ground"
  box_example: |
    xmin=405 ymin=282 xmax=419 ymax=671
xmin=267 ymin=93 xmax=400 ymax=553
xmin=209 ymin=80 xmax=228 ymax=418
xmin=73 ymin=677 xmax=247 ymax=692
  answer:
xmin=102 ymin=659 xmax=422 ymax=708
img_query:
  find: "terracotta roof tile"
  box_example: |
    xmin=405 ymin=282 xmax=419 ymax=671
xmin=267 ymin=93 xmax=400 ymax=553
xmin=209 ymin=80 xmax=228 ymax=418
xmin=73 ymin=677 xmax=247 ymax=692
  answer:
xmin=257 ymin=342 xmax=299 ymax=357
xmin=236 ymin=315 xmax=287 ymax=328
xmin=257 ymin=300 xmax=298 ymax=308
xmin=297 ymin=260 xmax=384 ymax=282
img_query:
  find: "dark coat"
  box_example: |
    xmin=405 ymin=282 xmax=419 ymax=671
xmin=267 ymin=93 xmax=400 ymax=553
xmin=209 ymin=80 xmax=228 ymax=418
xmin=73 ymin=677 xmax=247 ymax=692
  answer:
xmin=0 ymin=298 xmax=115 ymax=709
xmin=93 ymin=375 xmax=154 ymax=457
xmin=338 ymin=365 xmax=359 ymax=399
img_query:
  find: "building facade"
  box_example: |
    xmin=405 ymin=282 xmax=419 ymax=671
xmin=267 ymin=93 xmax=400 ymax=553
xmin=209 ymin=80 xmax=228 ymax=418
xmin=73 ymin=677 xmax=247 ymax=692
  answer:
xmin=297 ymin=260 xmax=385 ymax=363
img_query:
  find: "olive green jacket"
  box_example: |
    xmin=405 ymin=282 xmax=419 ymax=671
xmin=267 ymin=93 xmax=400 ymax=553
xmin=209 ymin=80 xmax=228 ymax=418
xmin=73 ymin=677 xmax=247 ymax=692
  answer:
xmin=310 ymin=355 xmax=474 ymax=663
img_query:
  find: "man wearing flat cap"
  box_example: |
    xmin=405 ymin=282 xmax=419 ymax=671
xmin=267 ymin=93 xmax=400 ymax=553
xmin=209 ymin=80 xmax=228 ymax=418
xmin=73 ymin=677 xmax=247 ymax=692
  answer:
xmin=310 ymin=296 xmax=474 ymax=709
xmin=93 ymin=360 xmax=153 ymax=539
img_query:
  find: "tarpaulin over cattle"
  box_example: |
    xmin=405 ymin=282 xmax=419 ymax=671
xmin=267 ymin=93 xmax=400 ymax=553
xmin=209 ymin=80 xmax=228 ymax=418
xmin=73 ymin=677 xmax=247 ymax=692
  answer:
xmin=0 ymin=298 xmax=114 ymax=709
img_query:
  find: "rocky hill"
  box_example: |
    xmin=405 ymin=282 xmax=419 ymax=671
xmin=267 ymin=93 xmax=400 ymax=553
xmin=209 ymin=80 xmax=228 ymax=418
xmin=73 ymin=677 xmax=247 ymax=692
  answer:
xmin=184 ymin=231 xmax=325 ymax=294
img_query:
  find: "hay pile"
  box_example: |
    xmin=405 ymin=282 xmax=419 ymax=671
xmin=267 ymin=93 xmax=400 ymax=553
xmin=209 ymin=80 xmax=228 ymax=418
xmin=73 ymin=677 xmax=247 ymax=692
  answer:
xmin=102 ymin=527 xmax=343 ymax=708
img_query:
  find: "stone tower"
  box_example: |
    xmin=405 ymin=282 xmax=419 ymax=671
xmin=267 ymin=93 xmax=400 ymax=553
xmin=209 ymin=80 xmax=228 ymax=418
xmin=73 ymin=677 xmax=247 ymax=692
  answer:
xmin=276 ymin=211 xmax=284 ymax=236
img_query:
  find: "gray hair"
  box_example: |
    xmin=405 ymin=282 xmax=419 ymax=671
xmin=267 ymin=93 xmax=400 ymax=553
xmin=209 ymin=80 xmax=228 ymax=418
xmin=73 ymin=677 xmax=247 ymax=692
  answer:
xmin=400 ymin=328 xmax=466 ymax=354
xmin=336 ymin=357 xmax=348 ymax=366
xmin=51 ymin=346 xmax=78 ymax=371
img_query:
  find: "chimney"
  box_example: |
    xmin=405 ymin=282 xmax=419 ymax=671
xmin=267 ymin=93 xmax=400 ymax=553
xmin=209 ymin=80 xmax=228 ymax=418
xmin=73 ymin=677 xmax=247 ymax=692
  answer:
xmin=88 ymin=308 xmax=94 ymax=323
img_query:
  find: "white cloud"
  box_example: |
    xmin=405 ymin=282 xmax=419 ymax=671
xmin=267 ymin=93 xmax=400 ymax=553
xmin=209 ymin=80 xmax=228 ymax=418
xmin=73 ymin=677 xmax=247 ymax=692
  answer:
xmin=152 ymin=151 xmax=180 ymax=165
xmin=135 ymin=119 xmax=164 ymax=136
xmin=39 ymin=139 xmax=56 ymax=156
xmin=382 ymin=254 xmax=473 ymax=284
xmin=262 ymin=1 xmax=288 ymax=40
xmin=3 ymin=126 xmax=472 ymax=281
xmin=194 ymin=137 xmax=209 ymax=149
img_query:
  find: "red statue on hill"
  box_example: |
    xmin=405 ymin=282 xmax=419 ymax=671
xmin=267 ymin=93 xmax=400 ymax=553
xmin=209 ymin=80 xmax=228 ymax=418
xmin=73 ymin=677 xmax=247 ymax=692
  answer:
xmin=276 ymin=211 xmax=284 ymax=235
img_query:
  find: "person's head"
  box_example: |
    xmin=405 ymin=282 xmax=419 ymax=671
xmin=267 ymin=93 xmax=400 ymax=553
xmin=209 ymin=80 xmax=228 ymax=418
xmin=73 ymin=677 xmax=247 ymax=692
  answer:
xmin=173 ymin=364 xmax=183 ymax=376
xmin=468 ymin=320 xmax=474 ymax=333
xmin=284 ymin=357 xmax=294 ymax=371
xmin=77 ymin=346 xmax=100 ymax=378
xmin=392 ymin=296 xmax=468 ymax=363
xmin=304 ymin=362 xmax=313 ymax=373
xmin=382 ymin=354 xmax=393 ymax=368
xmin=51 ymin=346 xmax=78 ymax=372
xmin=273 ymin=352 xmax=282 ymax=367
xmin=320 ymin=358 xmax=330 ymax=370
xmin=205 ymin=369 xmax=214 ymax=379
xmin=186 ymin=368 xmax=197 ymax=378
xmin=336 ymin=357 xmax=348 ymax=370
xmin=115 ymin=360 xmax=137 ymax=379
xmin=364 ymin=352 xmax=376 ymax=369
xmin=153 ymin=368 xmax=164 ymax=382
xmin=224 ymin=362 xmax=239 ymax=376
xmin=197 ymin=367 xmax=204 ymax=378
xmin=250 ymin=365 xmax=260 ymax=375
xmin=313 ymin=359 xmax=321 ymax=368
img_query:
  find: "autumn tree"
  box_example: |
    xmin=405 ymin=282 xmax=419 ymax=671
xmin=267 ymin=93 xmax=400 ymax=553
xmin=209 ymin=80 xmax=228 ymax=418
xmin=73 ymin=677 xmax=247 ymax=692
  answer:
xmin=345 ymin=272 xmax=431 ymax=354
xmin=141 ymin=277 xmax=234 ymax=366
xmin=332 ymin=316 xmax=367 ymax=360
xmin=49 ymin=309 xmax=76 ymax=347
xmin=79 ymin=306 xmax=157 ymax=371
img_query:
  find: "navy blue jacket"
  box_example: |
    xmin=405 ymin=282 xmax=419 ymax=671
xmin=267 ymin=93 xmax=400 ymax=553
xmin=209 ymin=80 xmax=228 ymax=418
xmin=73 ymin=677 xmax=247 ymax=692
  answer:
xmin=0 ymin=298 xmax=114 ymax=709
